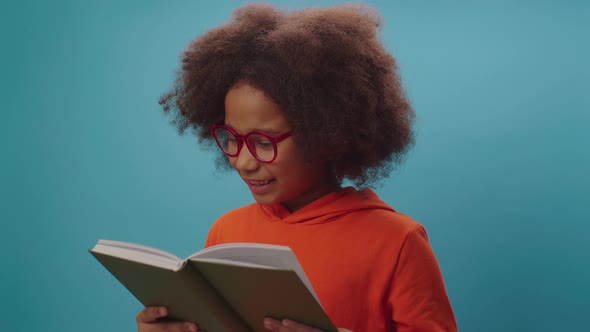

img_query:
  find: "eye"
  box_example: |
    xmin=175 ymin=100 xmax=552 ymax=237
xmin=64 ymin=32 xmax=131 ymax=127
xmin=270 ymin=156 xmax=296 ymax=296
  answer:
xmin=249 ymin=134 xmax=274 ymax=151
xmin=255 ymin=140 xmax=274 ymax=150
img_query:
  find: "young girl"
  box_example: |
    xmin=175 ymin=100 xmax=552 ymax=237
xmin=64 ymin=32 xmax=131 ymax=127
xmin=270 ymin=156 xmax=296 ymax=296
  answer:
xmin=136 ymin=4 xmax=457 ymax=332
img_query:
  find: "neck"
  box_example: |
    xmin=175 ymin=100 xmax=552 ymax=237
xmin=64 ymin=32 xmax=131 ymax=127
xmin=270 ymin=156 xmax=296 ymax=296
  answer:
xmin=281 ymin=180 xmax=342 ymax=213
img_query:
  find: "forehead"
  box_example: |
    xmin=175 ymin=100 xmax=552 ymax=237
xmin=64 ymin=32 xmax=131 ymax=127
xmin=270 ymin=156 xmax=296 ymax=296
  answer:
xmin=224 ymin=83 xmax=290 ymax=134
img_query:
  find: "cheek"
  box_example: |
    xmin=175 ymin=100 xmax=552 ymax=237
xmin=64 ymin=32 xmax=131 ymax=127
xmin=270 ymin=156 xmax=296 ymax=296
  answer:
xmin=273 ymin=158 xmax=312 ymax=181
xmin=228 ymin=156 xmax=237 ymax=169
xmin=274 ymin=143 xmax=303 ymax=166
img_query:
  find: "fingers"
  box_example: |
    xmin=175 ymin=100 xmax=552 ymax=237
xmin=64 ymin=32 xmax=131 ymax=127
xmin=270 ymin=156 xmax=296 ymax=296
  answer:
xmin=137 ymin=306 xmax=198 ymax=332
xmin=263 ymin=318 xmax=323 ymax=332
xmin=141 ymin=321 xmax=198 ymax=332
xmin=137 ymin=306 xmax=169 ymax=323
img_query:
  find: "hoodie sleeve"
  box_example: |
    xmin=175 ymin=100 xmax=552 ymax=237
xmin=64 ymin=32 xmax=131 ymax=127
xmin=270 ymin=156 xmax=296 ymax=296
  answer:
xmin=389 ymin=224 xmax=458 ymax=332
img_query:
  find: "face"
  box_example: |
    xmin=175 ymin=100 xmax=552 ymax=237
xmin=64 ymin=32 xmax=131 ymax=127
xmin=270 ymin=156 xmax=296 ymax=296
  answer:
xmin=223 ymin=82 xmax=337 ymax=212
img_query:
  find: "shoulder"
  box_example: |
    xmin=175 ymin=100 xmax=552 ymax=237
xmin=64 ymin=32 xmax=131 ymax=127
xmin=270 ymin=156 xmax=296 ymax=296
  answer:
xmin=218 ymin=203 xmax=258 ymax=220
xmin=360 ymin=207 xmax=420 ymax=229
xmin=350 ymin=189 xmax=436 ymax=247
xmin=211 ymin=202 xmax=259 ymax=230
xmin=344 ymin=208 xmax=428 ymax=251
xmin=205 ymin=203 xmax=259 ymax=247
xmin=343 ymin=189 xmax=422 ymax=235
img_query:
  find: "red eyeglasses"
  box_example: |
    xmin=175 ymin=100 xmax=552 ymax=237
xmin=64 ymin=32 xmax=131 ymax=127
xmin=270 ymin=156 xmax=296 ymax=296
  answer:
xmin=210 ymin=124 xmax=293 ymax=163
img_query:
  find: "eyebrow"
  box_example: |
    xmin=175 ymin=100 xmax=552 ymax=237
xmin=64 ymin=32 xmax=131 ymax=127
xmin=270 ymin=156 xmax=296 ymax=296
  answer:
xmin=224 ymin=124 xmax=286 ymax=135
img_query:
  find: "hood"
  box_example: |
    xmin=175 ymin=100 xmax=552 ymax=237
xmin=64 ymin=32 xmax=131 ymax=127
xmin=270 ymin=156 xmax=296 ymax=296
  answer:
xmin=257 ymin=187 xmax=395 ymax=224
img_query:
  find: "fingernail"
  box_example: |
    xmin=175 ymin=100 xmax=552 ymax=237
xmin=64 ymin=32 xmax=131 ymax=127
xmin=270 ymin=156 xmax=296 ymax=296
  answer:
xmin=159 ymin=307 xmax=167 ymax=316
xmin=263 ymin=318 xmax=273 ymax=329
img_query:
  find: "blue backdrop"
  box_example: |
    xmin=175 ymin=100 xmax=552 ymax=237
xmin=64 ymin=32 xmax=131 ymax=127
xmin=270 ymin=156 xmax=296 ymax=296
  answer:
xmin=2 ymin=1 xmax=588 ymax=331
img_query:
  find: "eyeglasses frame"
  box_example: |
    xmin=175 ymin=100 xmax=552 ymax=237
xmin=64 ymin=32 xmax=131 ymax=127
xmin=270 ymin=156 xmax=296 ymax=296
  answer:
xmin=210 ymin=124 xmax=294 ymax=163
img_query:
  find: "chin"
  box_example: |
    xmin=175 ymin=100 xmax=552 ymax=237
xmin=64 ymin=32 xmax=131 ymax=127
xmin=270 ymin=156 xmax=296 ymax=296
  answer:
xmin=251 ymin=194 xmax=279 ymax=206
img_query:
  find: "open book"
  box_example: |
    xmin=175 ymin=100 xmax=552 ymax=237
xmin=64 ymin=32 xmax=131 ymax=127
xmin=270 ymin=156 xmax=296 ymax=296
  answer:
xmin=90 ymin=240 xmax=337 ymax=332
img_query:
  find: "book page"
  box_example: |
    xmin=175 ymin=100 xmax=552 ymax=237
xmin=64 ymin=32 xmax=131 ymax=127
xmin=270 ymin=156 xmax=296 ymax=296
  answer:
xmin=191 ymin=260 xmax=337 ymax=332
xmin=91 ymin=240 xmax=183 ymax=271
xmin=90 ymin=252 xmax=250 ymax=332
xmin=189 ymin=243 xmax=320 ymax=302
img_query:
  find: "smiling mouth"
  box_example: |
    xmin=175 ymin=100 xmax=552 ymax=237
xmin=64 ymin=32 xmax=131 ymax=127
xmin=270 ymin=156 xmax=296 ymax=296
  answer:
xmin=248 ymin=179 xmax=274 ymax=186
xmin=245 ymin=179 xmax=276 ymax=195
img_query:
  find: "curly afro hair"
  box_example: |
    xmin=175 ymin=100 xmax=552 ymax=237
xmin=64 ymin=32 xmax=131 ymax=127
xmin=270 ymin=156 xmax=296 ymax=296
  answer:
xmin=160 ymin=4 xmax=414 ymax=187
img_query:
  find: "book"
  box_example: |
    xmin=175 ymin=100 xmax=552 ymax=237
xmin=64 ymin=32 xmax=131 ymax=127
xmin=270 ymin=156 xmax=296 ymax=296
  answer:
xmin=90 ymin=240 xmax=337 ymax=332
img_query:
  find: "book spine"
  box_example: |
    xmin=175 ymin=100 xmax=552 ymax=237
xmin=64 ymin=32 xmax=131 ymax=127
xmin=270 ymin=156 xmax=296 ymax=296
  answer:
xmin=174 ymin=263 xmax=253 ymax=332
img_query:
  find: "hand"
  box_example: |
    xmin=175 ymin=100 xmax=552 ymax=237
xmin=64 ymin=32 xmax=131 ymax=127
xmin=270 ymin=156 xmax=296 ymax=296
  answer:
xmin=263 ymin=318 xmax=352 ymax=332
xmin=136 ymin=306 xmax=198 ymax=332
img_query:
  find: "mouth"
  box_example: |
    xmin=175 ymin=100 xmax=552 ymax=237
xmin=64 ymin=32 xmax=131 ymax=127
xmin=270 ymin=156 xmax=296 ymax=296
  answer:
xmin=245 ymin=179 xmax=275 ymax=195
xmin=248 ymin=179 xmax=274 ymax=186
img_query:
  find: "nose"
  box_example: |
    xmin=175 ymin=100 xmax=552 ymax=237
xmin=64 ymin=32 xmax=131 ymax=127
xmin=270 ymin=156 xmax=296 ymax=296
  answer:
xmin=233 ymin=144 xmax=259 ymax=172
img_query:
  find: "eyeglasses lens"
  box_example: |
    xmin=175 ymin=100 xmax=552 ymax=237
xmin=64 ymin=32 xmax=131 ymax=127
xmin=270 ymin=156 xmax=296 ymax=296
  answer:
xmin=214 ymin=128 xmax=276 ymax=162
xmin=214 ymin=128 xmax=238 ymax=155
xmin=246 ymin=133 xmax=275 ymax=162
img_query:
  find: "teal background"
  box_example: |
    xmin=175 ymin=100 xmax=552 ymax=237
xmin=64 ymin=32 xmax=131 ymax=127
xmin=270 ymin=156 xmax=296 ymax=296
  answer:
xmin=1 ymin=0 xmax=588 ymax=331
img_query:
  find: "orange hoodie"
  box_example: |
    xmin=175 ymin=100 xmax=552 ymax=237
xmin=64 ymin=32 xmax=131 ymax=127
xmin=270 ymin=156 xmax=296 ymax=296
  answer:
xmin=206 ymin=187 xmax=457 ymax=332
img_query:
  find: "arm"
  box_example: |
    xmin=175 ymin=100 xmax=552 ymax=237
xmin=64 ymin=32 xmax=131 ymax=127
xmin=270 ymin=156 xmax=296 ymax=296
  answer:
xmin=262 ymin=225 xmax=456 ymax=332
xmin=389 ymin=224 xmax=457 ymax=332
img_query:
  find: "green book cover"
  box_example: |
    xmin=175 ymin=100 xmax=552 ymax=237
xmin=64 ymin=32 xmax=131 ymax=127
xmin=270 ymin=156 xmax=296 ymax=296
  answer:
xmin=90 ymin=240 xmax=338 ymax=332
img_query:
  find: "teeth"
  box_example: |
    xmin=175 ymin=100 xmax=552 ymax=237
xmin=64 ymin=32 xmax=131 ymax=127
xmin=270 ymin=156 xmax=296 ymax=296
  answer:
xmin=250 ymin=180 xmax=271 ymax=186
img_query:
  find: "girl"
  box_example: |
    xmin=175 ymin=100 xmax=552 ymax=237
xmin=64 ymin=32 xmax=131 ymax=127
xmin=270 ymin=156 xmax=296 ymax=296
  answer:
xmin=137 ymin=4 xmax=457 ymax=332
